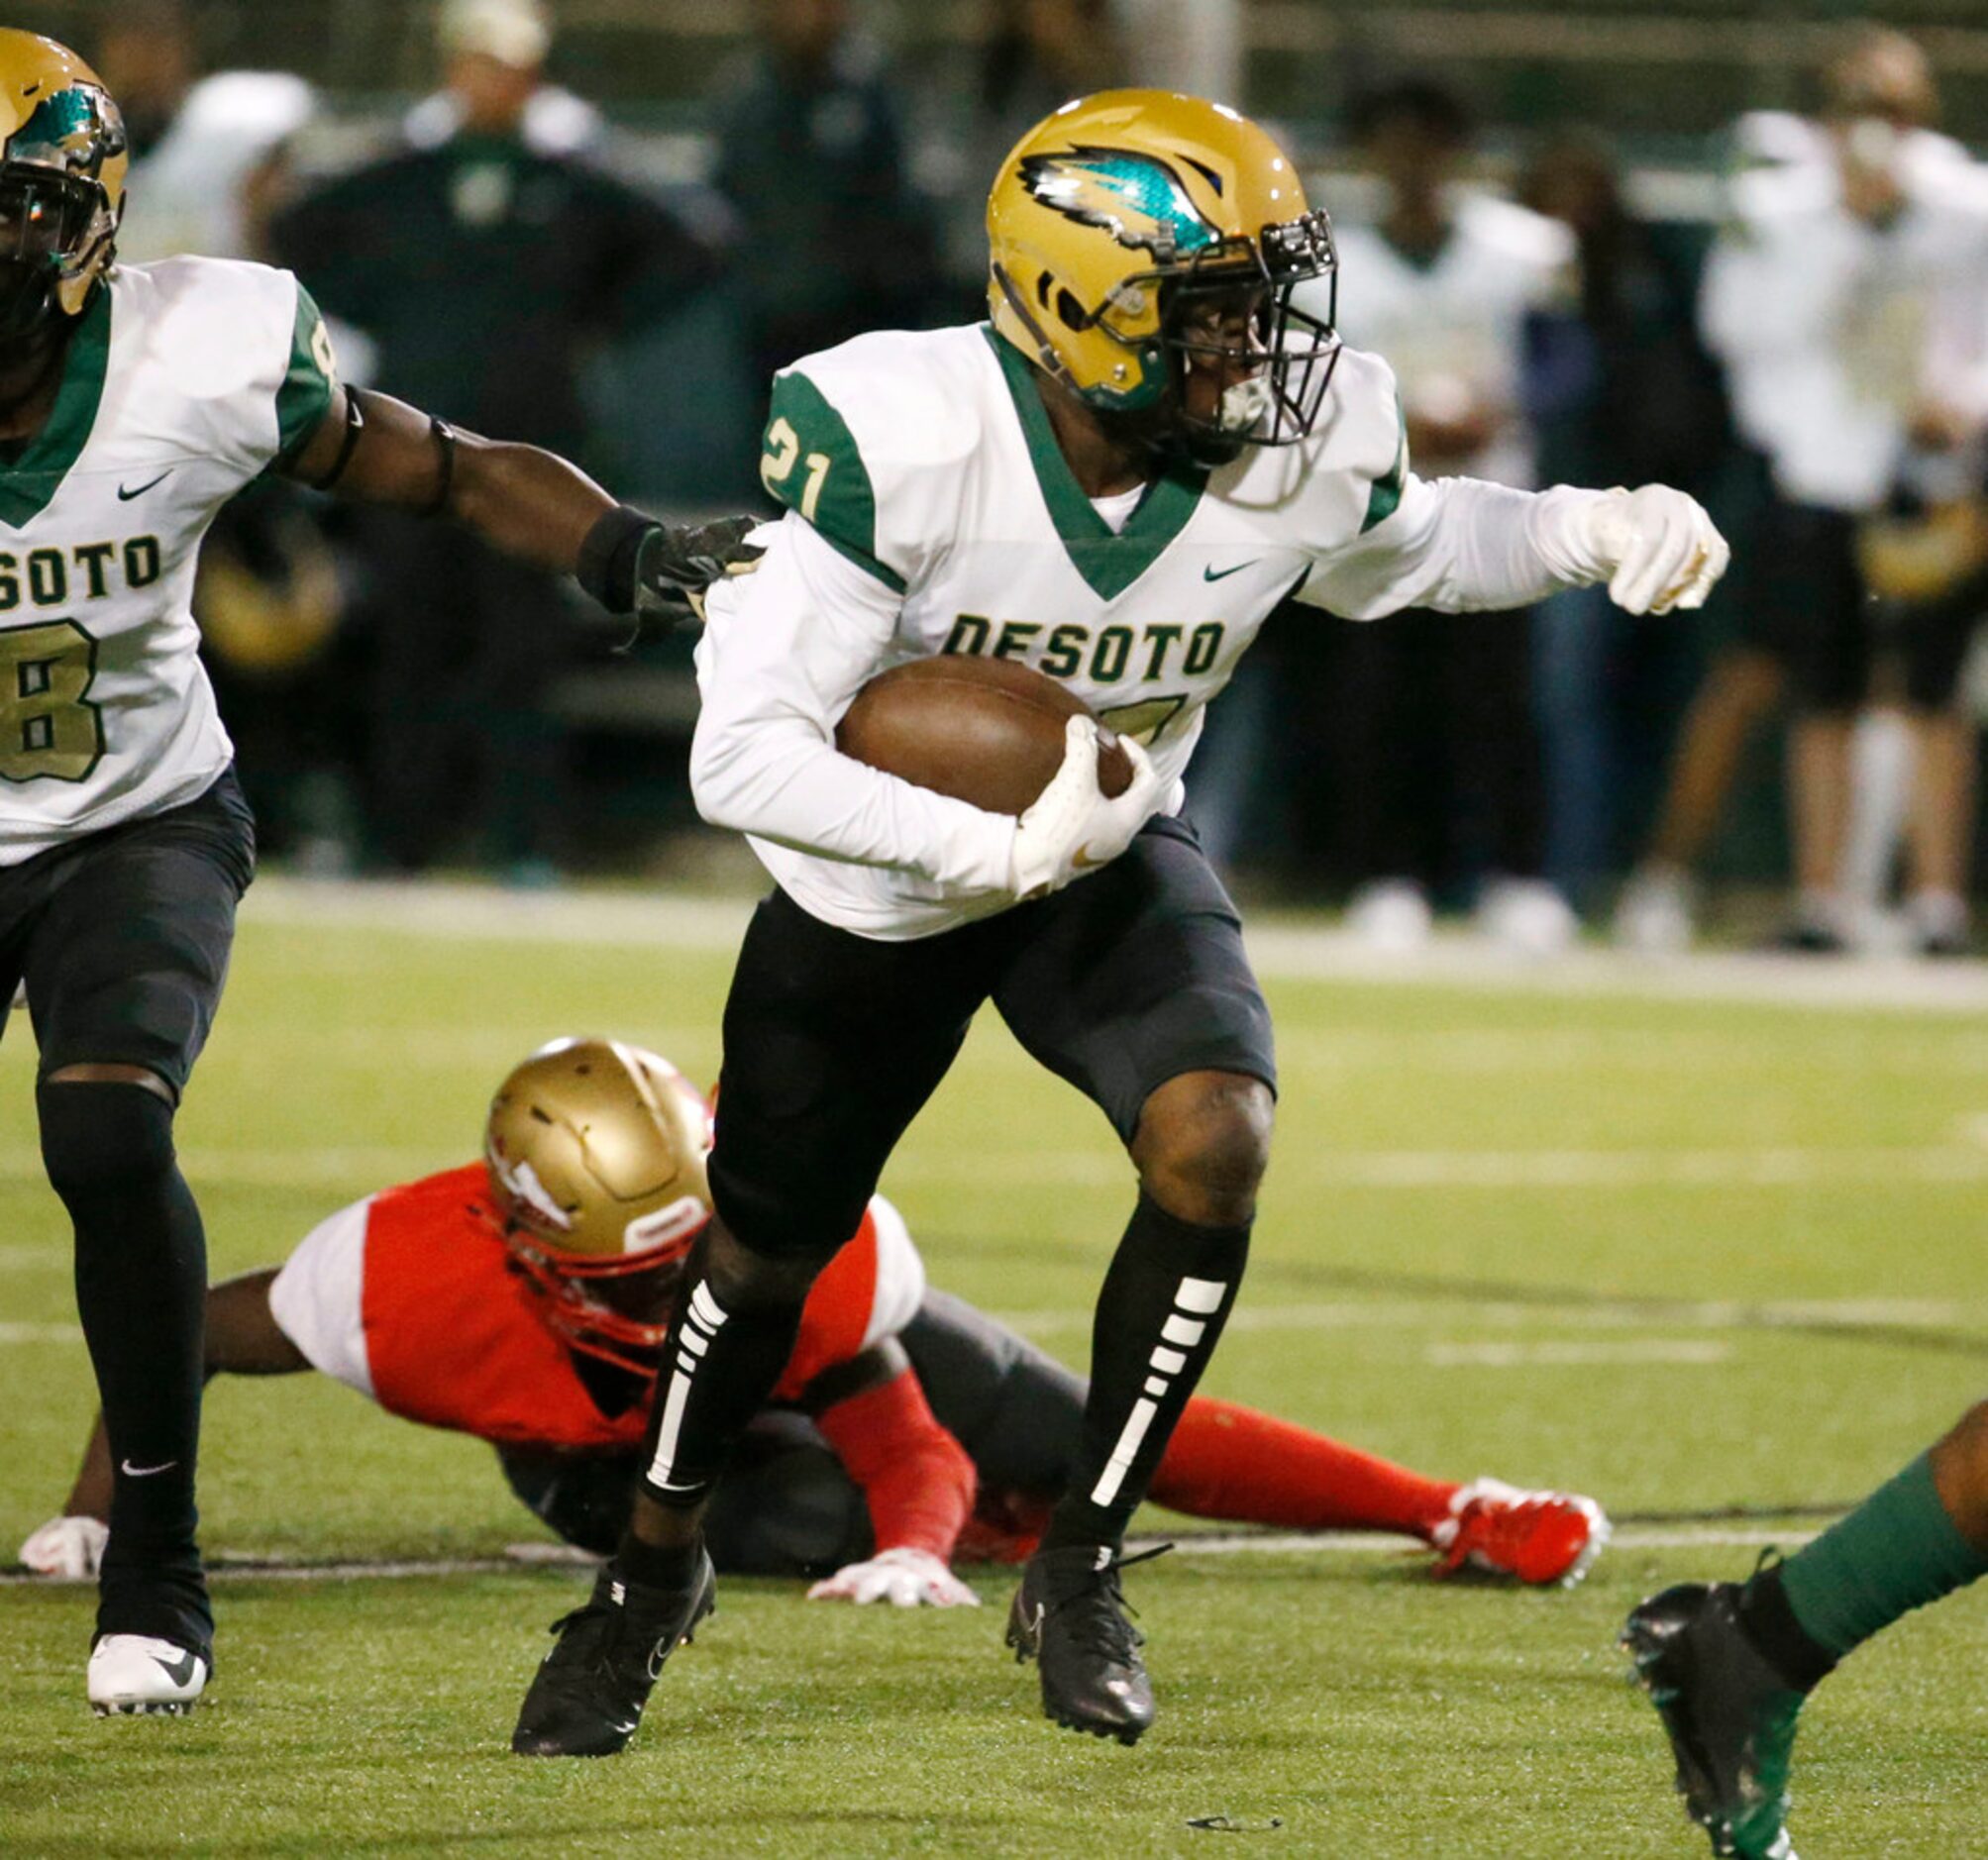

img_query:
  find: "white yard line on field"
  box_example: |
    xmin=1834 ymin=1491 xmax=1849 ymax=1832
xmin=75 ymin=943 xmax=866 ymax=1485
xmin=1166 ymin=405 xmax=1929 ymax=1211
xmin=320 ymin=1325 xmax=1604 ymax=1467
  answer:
xmin=1299 ymin=1147 xmax=1988 ymax=1188
xmin=0 ymin=1146 xmax=453 ymax=1189
xmin=232 ymin=877 xmax=1988 ymax=1014
xmin=10 ymin=1141 xmax=1983 ymax=1196
xmin=1425 ymin=1339 xmax=1733 ymax=1367
xmin=0 ymin=1521 xmax=1823 ymax=1588
xmin=1243 ymin=920 xmax=1988 ymax=1013
xmin=0 ymin=1245 xmax=65 ymax=1270
xmin=998 ymin=1298 xmax=1970 ymax=1338
xmin=4 ymin=1294 xmax=1969 ymax=1349
xmin=884 ymin=1145 xmax=1988 ymax=1189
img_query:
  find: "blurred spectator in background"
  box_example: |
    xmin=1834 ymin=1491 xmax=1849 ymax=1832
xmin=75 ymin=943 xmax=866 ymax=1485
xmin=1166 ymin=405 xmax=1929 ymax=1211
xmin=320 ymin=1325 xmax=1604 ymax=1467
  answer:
xmin=93 ymin=3 xmax=351 ymax=866
xmin=1315 ymin=79 xmax=1578 ymax=953
xmin=270 ymin=0 xmax=720 ymax=879
xmin=1615 ymin=27 xmax=1988 ymax=954
xmin=941 ymin=0 xmax=1119 ymax=291
xmin=1110 ymin=0 xmax=1242 ymax=108
xmin=980 ymin=0 xmax=1115 ymax=136
xmin=713 ymin=0 xmax=942 ymax=396
xmin=1518 ymin=133 xmax=1732 ymax=913
xmin=405 ymin=0 xmax=602 ymax=158
xmin=96 ymin=0 xmax=313 ymax=263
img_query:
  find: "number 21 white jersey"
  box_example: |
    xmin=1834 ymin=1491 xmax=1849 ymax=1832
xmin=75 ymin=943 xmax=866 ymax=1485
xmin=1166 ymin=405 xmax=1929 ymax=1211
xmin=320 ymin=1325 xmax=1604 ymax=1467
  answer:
xmin=699 ymin=320 xmax=1611 ymax=938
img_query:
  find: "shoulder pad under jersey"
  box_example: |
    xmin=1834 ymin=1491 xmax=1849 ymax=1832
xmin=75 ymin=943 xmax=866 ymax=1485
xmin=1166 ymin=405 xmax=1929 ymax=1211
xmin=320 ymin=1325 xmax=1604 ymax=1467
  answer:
xmin=758 ymin=326 xmax=989 ymax=593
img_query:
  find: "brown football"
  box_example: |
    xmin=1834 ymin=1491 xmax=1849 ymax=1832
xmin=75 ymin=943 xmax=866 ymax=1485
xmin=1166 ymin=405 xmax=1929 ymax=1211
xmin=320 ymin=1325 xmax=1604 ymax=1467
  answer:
xmin=835 ymin=656 xmax=1134 ymax=816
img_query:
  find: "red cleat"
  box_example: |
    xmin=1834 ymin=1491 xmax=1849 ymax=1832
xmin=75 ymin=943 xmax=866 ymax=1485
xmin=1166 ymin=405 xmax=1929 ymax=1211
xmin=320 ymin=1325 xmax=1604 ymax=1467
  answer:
xmin=1429 ymin=1478 xmax=1611 ymax=1587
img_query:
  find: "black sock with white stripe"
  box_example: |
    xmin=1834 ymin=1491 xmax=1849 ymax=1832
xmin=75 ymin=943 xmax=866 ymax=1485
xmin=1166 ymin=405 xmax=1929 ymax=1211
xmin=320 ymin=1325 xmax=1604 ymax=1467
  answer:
xmin=1042 ymin=1193 xmax=1251 ymax=1552
xmin=630 ymin=1264 xmax=807 ymax=1524
xmin=40 ymin=1082 xmax=212 ymax=1652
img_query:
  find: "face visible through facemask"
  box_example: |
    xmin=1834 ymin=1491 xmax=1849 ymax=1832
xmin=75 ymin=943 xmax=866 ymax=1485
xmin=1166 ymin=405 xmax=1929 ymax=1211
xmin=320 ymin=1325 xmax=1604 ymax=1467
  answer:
xmin=0 ymin=167 xmax=99 ymax=345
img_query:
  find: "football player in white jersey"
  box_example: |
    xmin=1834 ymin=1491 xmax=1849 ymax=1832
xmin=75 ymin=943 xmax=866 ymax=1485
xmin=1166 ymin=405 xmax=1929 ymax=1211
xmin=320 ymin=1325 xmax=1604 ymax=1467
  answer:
xmin=0 ymin=32 xmax=753 ymax=1720
xmin=511 ymin=88 xmax=1727 ymax=1758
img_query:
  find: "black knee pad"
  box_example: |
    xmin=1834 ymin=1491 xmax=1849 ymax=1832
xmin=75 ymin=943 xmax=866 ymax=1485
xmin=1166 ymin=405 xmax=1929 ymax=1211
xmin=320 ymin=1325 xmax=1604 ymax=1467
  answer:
xmin=495 ymin=1445 xmax=639 ymax=1557
xmin=702 ymin=1417 xmax=870 ymax=1577
xmin=37 ymin=1078 xmax=176 ymax=1203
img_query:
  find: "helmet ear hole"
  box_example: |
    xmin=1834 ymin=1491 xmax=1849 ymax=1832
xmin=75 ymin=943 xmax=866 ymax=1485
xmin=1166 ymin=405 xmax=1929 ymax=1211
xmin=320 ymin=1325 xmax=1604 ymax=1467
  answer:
xmin=1055 ymin=287 xmax=1090 ymax=333
xmin=1035 ymin=269 xmax=1055 ymax=306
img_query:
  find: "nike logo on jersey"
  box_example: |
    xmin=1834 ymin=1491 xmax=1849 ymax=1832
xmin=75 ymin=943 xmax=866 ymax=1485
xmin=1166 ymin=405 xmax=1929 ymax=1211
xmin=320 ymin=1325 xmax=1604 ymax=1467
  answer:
xmin=120 ymin=1458 xmax=178 ymax=1478
xmin=1203 ymin=561 xmax=1257 ymax=581
xmin=117 ymin=471 xmax=172 ymax=501
xmin=151 ymin=1649 xmax=200 ymax=1689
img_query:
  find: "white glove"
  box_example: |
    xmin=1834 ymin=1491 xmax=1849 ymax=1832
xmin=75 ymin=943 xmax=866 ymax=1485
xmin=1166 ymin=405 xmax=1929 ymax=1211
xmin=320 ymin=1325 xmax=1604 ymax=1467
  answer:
xmin=806 ymin=1546 xmax=982 ymax=1608
xmin=1009 ymin=715 xmax=1167 ymax=898
xmin=1583 ymin=486 xmax=1730 ymax=615
xmin=19 ymin=1514 xmax=108 ymax=1580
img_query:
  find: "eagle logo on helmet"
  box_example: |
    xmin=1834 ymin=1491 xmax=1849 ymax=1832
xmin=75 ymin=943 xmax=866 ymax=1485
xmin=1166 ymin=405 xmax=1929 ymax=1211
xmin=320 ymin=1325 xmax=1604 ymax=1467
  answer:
xmin=7 ymin=83 xmax=126 ymax=181
xmin=1017 ymin=147 xmax=1220 ymax=261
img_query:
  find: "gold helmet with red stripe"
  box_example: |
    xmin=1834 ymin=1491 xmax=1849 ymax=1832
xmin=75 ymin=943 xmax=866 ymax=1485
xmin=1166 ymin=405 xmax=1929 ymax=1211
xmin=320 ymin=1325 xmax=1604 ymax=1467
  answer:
xmin=484 ymin=1038 xmax=713 ymax=1372
xmin=0 ymin=32 xmax=128 ymax=341
xmin=987 ymin=88 xmax=1338 ymax=460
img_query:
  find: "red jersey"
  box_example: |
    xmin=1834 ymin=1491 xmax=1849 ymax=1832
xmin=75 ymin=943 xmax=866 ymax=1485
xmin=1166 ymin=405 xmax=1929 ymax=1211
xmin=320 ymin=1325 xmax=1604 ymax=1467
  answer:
xmin=265 ymin=1163 xmax=925 ymax=1450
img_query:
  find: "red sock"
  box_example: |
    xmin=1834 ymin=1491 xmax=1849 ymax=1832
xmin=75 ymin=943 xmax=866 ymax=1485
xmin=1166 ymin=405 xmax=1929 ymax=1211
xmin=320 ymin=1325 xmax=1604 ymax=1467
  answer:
xmin=1149 ymin=1397 xmax=1458 ymax=1539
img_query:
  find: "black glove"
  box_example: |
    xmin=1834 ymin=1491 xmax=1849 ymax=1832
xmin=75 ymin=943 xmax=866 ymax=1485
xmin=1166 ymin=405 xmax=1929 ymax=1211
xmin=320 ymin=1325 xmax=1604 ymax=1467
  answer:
xmin=576 ymin=507 xmax=766 ymax=648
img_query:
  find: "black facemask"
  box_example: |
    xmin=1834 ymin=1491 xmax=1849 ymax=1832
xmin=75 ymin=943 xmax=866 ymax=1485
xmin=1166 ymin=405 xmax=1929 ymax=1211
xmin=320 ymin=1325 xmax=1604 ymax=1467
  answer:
xmin=0 ymin=257 xmax=61 ymax=349
xmin=0 ymin=165 xmax=105 ymax=354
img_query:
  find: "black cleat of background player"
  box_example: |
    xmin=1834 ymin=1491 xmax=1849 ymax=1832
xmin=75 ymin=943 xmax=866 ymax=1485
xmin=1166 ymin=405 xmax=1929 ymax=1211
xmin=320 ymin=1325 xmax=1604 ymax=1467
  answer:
xmin=1005 ymin=1543 xmax=1168 ymax=1745
xmin=510 ymin=1553 xmax=715 ymax=1757
xmin=1622 ymin=1582 xmax=1805 ymax=1859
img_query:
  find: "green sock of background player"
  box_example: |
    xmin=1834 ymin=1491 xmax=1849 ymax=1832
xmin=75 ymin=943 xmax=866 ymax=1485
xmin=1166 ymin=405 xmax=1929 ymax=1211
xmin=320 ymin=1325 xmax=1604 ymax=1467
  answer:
xmin=1740 ymin=1406 xmax=1988 ymax=1689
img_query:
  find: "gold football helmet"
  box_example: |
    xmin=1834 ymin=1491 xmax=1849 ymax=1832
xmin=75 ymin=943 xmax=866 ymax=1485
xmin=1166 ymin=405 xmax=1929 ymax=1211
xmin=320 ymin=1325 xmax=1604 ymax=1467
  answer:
xmin=0 ymin=32 xmax=128 ymax=341
xmin=484 ymin=1038 xmax=713 ymax=1372
xmin=987 ymin=88 xmax=1338 ymax=456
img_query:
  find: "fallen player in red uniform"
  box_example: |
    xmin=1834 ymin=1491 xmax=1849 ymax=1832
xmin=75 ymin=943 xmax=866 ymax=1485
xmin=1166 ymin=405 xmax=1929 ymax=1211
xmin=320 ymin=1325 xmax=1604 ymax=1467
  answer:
xmin=23 ymin=1039 xmax=1608 ymax=1601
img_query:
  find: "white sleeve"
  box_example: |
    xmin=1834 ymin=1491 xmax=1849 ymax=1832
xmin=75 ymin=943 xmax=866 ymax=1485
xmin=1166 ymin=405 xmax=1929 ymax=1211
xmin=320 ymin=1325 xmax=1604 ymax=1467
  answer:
xmin=859 ymin=1194 xmax=927 ymax=1351
xmin=689 ymin=514 xmax=1018 ymax=893
xmin=265 ymin=1196 xmax=375 ymax=1397
xmin=1297 ymin=471 xmax=1614 ymax=619
xmin=1699 ymin=225 xmax=1836 ymax=364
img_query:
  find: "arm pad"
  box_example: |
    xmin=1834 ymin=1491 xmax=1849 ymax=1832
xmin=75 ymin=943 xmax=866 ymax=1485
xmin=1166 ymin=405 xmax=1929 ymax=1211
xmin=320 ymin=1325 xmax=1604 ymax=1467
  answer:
xmin=575 ymin=504 xmax=655 ymax=615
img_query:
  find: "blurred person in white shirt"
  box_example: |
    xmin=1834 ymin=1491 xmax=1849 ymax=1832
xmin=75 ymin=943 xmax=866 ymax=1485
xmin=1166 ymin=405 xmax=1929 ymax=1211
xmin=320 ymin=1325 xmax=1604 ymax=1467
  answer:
xmin=1311 ymin=79 xmax=1579 ymax=955
xmin=1617 ymin=28 xmax=1988 ymax=955
xmin=92 ymin=0 xmax=314 ymax=264
xmin=404 ymin=0 xmax=603 ymax=160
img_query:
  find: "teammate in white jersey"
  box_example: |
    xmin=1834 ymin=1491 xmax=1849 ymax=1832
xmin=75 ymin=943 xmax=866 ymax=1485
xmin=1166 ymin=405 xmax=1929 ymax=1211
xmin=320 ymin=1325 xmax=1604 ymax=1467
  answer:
xmin=511 ymin=88 xmax=1726 ymax=1758
xmin=0 ymin=32 xmax=755 ymax=1720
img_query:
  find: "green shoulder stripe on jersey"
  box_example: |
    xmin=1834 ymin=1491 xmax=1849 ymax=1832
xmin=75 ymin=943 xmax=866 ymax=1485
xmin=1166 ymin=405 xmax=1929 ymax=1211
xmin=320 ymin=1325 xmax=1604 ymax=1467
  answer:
xmin=0 ymin=286 xmax=111 ymax=530
xmin=760 ymin=369 xmax=904 ymax=594
xmin=273 ymin=282 xmax=339 ymax=468
xmin=1360 ymin=393 xmax=1408 ymax=535
xmin=986 ymin=327 xmax=1205 ymax=603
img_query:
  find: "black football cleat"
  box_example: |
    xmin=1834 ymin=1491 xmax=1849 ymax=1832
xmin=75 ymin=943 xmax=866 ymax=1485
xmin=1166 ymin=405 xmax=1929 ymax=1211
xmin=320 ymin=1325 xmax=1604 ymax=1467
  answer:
xmin=1005 ymin=1543 xmax=1169 ymax=1745
xmin=511 ymin=1552 xmax=715 ymax=1758
xmin=1622 ymin=1583 xmax=1806 ymax=1860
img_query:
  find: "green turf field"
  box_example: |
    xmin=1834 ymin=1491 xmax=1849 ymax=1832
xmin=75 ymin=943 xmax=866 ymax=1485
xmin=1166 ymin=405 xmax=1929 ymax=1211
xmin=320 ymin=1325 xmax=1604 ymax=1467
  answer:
xmin=4 ymin=883 xmax=1984 ymax=1857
